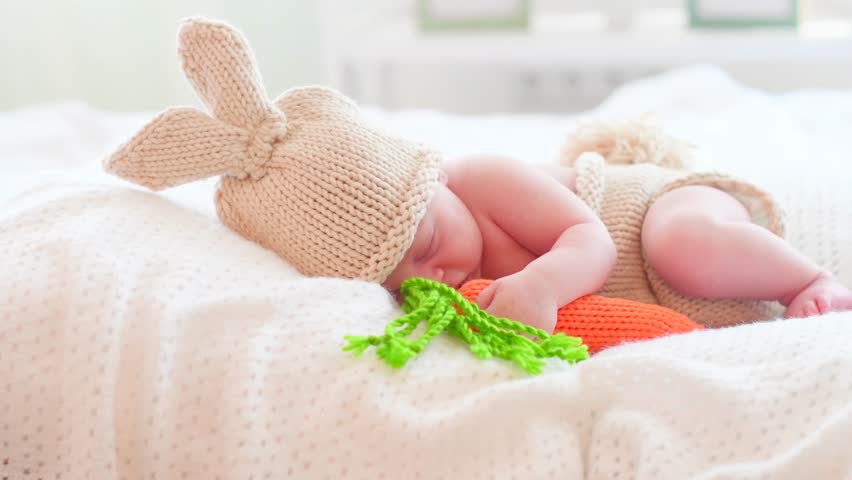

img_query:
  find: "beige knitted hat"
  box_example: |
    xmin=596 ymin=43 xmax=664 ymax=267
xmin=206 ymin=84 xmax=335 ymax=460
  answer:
xmin=105 ymin=17 xmax=442 ymax=282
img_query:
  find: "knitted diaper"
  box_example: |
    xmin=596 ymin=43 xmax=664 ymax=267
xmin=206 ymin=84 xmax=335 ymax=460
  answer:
xmin=566 ymin=151 xmax=786 ymax=328
xmin=105 ymin=18 xmax=441 ymax=283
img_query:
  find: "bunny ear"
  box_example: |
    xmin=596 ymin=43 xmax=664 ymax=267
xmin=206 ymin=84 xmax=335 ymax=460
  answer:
xmin=177 ymin=17 xmax=275 ymax=130
xmin=104 ymin=107 xmax=250 ymax=190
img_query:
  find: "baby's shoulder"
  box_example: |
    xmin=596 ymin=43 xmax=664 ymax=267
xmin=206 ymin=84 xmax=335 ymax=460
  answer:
xmin=446 ymin=155 xmax=577 ymax=193
xmin=445 ymin=155 xmax=537 ymax=183
xmin=444 ymin=155 xmax=533 ymax=201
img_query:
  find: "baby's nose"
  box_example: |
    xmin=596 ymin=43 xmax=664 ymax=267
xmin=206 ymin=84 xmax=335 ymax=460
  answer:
xmin=432 ymin=267 xmax=445 ymax=284
xmin=415 ymin=264 xmax=444 ymax=284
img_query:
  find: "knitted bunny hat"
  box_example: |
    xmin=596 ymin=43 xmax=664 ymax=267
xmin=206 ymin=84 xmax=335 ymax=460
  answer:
xmin=105 ymin=17 xmax=442 ymax=282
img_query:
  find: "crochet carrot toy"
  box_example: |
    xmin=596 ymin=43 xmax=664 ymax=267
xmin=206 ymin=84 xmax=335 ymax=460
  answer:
xmin=344 ymin=278 xmax=703 ymax=375
xmin=460 ymin=279 xmax=703 ymax=355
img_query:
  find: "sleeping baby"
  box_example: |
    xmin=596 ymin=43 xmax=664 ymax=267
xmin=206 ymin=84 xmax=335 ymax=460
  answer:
xmin=379 ymin=130 xmax=852 ymax=332
xmin=105 ymin=18 xmax=852 ymax=333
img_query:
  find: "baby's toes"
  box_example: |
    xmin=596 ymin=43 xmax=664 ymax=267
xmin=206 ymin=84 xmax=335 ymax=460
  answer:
xmin=813 ymin=294 xmax=832 ymax=314
xmin=783 ymin=302 xmax=800 ymax=319
xmin=817 ymin=285 xmax=852 ymax=314
xmin=803 ymin=300 xmax=821 ymax=318
xmin=836 ymin=291 xmax=852 ymax=312
xmin=785 ymin=299 xmax=818 ymax=319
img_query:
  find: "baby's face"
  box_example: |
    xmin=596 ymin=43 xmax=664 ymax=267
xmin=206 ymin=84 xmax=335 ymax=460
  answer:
xmin=382 ymin=177 xmax=483 ymax=292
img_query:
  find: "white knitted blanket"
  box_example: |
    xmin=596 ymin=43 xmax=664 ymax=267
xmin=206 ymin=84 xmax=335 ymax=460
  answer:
xmin=2 ymin=67 xmax=852 ymax=479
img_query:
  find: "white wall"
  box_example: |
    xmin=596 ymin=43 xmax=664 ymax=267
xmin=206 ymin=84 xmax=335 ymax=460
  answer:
xmin=3 ymin=0 xmax=851 ymax=114
xmin=0 ymin=0 xmax=322 ymax=111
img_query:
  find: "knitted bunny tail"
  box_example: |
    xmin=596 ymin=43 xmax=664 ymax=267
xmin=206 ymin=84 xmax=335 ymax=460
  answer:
xmin=104 ymin=108 xmax=253 ymax=190
xmin=560 ymin=116 xmax=694 ymax=170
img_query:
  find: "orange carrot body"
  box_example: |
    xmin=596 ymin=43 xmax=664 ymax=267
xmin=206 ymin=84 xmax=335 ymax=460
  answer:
xmin=459 ymin=279 xmax=703 ymax=354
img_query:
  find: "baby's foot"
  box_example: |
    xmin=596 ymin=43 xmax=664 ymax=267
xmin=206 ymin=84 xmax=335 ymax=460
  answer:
xmin=784 ymin=272 xmax=852 ymax=319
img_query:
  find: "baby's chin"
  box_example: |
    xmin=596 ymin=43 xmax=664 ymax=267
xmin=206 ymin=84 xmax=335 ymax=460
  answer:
xmin=466 ymin=266 xmax=483 ymax=285
xmin=450 ymin=267 xmax=483 ymax=289
xmin=443 ymin=271 xmax=468 ymax=289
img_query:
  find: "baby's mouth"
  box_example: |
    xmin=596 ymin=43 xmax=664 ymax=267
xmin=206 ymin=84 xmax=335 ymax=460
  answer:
xmin=445 ymin=271 xmax=469 ymax=289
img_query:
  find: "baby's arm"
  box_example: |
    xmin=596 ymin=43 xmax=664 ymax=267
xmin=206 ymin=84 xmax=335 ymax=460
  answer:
xmin=450 ymin=156 xmax=616 ymax=331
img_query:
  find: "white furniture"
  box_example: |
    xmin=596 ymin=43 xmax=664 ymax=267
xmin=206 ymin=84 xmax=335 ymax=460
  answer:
xmin=319 ymin=1 xmax=852 ymax=112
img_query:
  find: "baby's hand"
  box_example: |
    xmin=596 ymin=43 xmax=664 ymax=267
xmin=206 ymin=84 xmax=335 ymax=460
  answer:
xmin=475 ymin=271 xmax=558 ymax=334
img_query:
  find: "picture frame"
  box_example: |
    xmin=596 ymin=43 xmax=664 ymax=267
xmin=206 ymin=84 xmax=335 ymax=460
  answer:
xmin=688 ymin=0 xmax=799 ymax=29
xmin=418 ymin=0 xmax=530 ymax=31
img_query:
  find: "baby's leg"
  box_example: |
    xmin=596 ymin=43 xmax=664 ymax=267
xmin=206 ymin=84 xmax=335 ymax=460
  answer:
xmin=641 ymin=185 xmax=852 ymax=318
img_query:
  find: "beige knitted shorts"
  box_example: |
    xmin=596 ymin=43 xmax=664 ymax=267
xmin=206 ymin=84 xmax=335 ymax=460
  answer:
xmin=572 ymin=154 xmax=787 ymax=328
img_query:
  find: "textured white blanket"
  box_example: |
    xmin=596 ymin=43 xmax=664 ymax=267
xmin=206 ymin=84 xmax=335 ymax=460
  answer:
xmin=2 ymin=182 xmax=851 ymax=479
xmin=2 ymin=66 xmax=852 ymax=479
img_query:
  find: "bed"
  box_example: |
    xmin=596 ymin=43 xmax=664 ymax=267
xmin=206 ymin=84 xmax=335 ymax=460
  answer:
xmin=2 ymin=66 xmax=852 ymax=479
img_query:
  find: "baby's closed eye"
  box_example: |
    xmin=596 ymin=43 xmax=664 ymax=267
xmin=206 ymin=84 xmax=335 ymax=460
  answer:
xmin=415 ymin=223 xmax=438 ymax=262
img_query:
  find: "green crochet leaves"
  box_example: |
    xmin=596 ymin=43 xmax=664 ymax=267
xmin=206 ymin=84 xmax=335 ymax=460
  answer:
xmin=344 ymin=277 xmax=589 ymax=375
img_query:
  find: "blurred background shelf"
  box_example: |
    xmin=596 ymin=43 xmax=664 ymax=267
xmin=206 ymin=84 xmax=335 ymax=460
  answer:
xmin=341 ymin=16 xmax=852 ymax=67
xmin=320 ymin=2 xmax=852 ymax=113
xmin=3 ymin=0 xmax=851 ymax=113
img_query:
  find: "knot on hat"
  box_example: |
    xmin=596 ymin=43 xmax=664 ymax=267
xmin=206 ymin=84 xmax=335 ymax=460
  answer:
xmin=235 ymin=109 xmax=288 ymax=181
xmin=104 ymin=18 xmax=445 ymax=284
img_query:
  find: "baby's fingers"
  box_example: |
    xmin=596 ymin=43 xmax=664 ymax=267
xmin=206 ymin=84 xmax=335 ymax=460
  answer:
xmin=475 ymin=283 xmax=498 ymax=310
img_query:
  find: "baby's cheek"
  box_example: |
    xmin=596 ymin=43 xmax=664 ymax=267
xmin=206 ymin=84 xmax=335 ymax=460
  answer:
xmin=384 ymin=262 xmax=412 ymax=291
xmin=399 ymin=258 xmax=432 ymax=285
xmin=414 ymin=264 xmax=436 ymax=282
